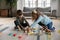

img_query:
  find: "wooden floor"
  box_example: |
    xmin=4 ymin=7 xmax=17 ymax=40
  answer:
xmin=0 ymin=18 xmax=60 ymax=40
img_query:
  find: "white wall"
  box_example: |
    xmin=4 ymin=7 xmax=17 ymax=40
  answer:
xmin=57 ymin=0 xmax=60 ymax=17
xmin=51 ymin=0 xmax=58 ymax=10
xmin=51 ymin=0 xmax=60 ymax=17
xmin=17 ymin=0 xmax=24 ymax=11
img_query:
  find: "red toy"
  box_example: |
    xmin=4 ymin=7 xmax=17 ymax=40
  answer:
xmin=18 ymin=36 xmax=22 ymax=39
xmin=13 ymin=34 xmax=16 ymax=37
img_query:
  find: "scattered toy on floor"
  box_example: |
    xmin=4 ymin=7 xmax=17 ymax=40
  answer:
xmin=8 ymin=33 xmax=13 ymax=36
xmin=18 ymin=35 xmax=22 ymax=39
xmin=47 ymin=33 xmax=51 ymax=40
xmin=28 ymin=31 xmax=34 ymax=35
xmin=13 ymin=33 xmax=16 ymax=37
xmin=58 ymin=30 xmax=60 ymax=34
xmin=45 ymin=32 xmax=51 ymax=35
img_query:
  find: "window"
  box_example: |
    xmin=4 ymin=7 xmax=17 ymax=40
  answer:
xmin=38 ymin=0 xmax=50 ymax=8
xmin=24 ymin=0 xmax=50 ymax=8
xmin=25 ymin=0 xmax=29 ymax=7
xmin=25 ymin=0 xmax=36 ymax=8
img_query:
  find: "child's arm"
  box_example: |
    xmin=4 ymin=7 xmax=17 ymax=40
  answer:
xmin=17 ymin=19 xmax=25 ymax=30
xmin=31 ymin=16 xmax=43 ymax=28
xmin=23 ymin=17 xmax=30 ymax=27
xmin=17 ymin=26 xmax=21 ymax=31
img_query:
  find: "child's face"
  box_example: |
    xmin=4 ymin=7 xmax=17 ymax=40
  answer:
xmin=19 ymin=15 xmax=23 ymax=18
xmin=33 ymin=14 xmax=37 ymax=20
xmin=32 ymin=10 xmax=38 ymax=20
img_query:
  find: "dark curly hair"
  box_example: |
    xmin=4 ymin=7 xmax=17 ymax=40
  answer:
xmin=17 ymin=10 xmax=23 ymax=16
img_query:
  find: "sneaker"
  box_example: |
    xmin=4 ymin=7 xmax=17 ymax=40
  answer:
xmin=50 ymin=27 xmax=55 ymax=32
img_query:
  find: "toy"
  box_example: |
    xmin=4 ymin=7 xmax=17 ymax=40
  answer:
xmin=47 ymin=34 xmax=51 ymax=40
xmin=18 ymin=35 xmax=22 ymax=39
xmin=28 ymin=31 xmax=34 ymax=35
xmin=8 ymin=33 xmax=13 ymax=36
xmin=45 ymin=32 xmax=51 ymax=35
xmin=58 ymin=30 xmax=60 ymax=34
xmin=13 ymin=33 xmax=16 ymax=37
xmin=46 ymin=32 xmax=51 ymax=40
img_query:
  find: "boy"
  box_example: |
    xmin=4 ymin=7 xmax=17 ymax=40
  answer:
xmin=14 ymin=10 xmax=30 ymax=32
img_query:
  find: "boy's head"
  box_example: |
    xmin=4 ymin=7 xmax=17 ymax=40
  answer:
xmin=17 ymin=10 xmax=23 ymax=16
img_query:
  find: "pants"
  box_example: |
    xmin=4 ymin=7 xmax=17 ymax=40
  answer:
xmin=46 ymin=22 xmax=55 ymax=31
xmin=14 ymin=20 xmax=29 ymax=30
xmin=38 ymin=22 xmax=55 ymax=31
xmin=38 ymin=22 xmax=46 ymax=26
xmin=38 ymin=22 xmax=47 ymax=29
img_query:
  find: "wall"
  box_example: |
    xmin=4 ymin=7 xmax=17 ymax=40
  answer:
xmin=17 ymin=0 xmax=25 ymax=11
xmin=51 ymin=0 xmax=60 ymax=17
xmin=51 ymin=0 xmax=58 ymax=10
xmin=0 ymin=0 xmax=9 ymax=9
xmin=0 ymin=0 xmax=17 ymax=17
xmin=57 ymin=0 xmax=60 ymax=17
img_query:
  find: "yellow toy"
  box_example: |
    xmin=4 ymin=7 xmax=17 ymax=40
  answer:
xmin=46 ymin=32 xmax=51 ymax=40
xmin=48 ymin=34 xmax=51 ymax=40
xmin=28 ymin=31 xmax=34 ymax=35
xmin=58 ymin=30 xmax=60 ymax=34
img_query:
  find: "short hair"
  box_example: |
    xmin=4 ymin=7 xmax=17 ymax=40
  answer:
xmin=17 ymin=10 xmax=22 ymax=16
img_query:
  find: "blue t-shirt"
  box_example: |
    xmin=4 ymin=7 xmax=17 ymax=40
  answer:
xmin=31 ymin=15 xmax=52 ymax=27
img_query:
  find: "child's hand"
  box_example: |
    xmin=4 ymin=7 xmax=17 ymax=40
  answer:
xmin=42 ymin=26 xmax=51 ymax=32
xmin=25 ymin=27 xmax=32 ymax=33
xmin=45 ymin=29 xmax=51 ymax=32
xmin=17 ymin=26 xmax=21 ymax=31
xmin=18 ymin=28 xmax=21 ymax=31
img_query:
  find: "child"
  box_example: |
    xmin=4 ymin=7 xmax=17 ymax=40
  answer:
xmin=14 ymin=10 xmax=30 ymax=32
xmin=31 ymin=9 xmax=55 ymax=32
